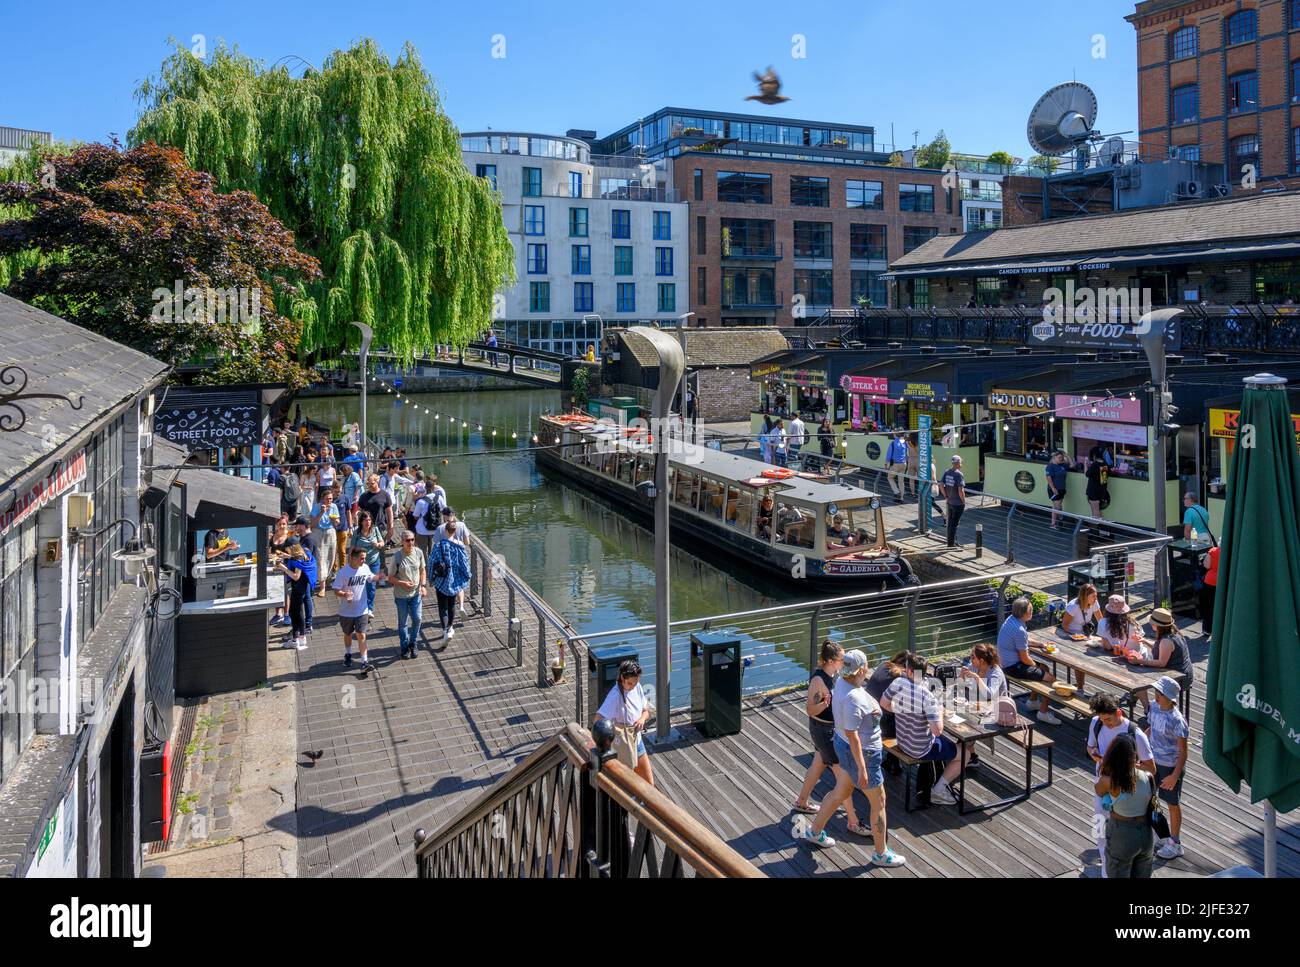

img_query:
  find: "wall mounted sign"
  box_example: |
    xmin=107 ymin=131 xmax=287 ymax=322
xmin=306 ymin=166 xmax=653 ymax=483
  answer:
xmin=1071 ymin=419 xmax=1148 ymax=447
xmin=840 ymin=375 xmax=890 ymax=395
xmin=1209 ymin=408 xmax=1300 ymax=444
xmin=1028 ymin=312 xmax=1182 ymax=351
xmin=154 ymin=403 xmax=261 ymax=450
xmin=751 ymin=362 xmax=781 ymax=379
xmin=989 ymin=389 xmax=1050 ymax=412
xmin=1054 ymin=395 xmax=1142 ymax=424
xmin=780 ymin=368 xmax=828 ymax=389
xmin=865 ymin=440 xmax=882 ymax=460
xmin=1 ymin=450 xmax=87 ymax=537
xmin=889 ymin=380 xmax=948 ymax=402
xmin=1013 ymin=470 xmax=1036 ymax=494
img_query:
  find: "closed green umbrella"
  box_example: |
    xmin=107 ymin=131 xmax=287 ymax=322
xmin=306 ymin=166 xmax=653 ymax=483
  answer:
xmin=1203 ymin=373 xmax=1300 ymax=875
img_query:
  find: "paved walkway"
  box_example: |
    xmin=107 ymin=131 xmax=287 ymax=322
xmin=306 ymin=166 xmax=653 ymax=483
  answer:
xmin=292 ymin=584 xmax=569 ymax=877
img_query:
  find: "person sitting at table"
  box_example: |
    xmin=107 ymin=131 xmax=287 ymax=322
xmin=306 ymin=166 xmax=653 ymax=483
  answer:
xmin=881 ymin=652 xmax=961 ymax=806
xmin=1061 ymin=582 xmax=1102 ymax=635
xmin=996 ymin=597 xmax=1062 ymax=725
xmin=204 ymin=527 xmax=239 ymax=562
xmin=1099 ymin=595 xmax=1144 ymax=655
xmin=959 ymin=642 xmax=1008 ymax=705
xmin=1128 ymin=608 xmax=1193 ymax=711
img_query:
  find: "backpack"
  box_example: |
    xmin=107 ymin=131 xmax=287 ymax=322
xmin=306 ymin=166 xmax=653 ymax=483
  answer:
xmin=1091 ymin=717 xmax=1136 ymax=755
xmin=420 ymin=496 xmax=442 ymax=532
xmin=280 ymin=471 xmax=301 ymax=514
xmin=996 ymin=691 xmax=1019 ymax=727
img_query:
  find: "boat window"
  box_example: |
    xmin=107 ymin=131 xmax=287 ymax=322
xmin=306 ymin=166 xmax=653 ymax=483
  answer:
xmin=704 ymin=478 xmax=726 ymax=518
xmin=673 ymin=469 xmax=695 ymax=503
xmin=724 ymin=486 xmax=741 ymax=525
xmin=735 ymin=490 xmax=757 ymax=533
xmin=756 ymin=492 xmax=777 ymax=543
xmin=775 ymin=502 xmax=815 ymax=549
xmin=823 ymin=503 xmax=880 ymax=558
xmin=618 ymin=452 xmax=636 ymax=484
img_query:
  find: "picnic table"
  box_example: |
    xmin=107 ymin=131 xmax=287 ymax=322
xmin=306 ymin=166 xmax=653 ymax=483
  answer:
xmin=943 ymin=704 xmax=1049 ymax=815
xmin=1025 ymin=627 xmax=1192 ymax=718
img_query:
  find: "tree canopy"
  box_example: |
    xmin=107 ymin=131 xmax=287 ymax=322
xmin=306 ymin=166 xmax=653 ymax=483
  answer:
xmin=0 ymin=140 xmax=321 ymax=388
xmin=985 ymin=150 xmax=1015 ymax=167
xmin=130 ymin=38 xmax=515 ymax=359
xmin=914 ymin=130 xmax=952 ymax=170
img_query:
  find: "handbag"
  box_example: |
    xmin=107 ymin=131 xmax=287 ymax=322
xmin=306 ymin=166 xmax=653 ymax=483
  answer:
xmin=1148 ymin=774 xmax=1171 ymax=839
xmin=611 ymin=724 xmax=640 ymax=769
xmin=996 ymin=692 xmax=1019 ymax=728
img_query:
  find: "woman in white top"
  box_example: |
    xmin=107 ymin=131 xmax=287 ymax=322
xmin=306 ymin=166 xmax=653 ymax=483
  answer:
xmin=1099 ymin=595 xmax=1145 ymax=655
xmin=595 ymin=659 xmax=654 ymax=786
xmin=1061 ymin=582 xmax=1102 ymax=635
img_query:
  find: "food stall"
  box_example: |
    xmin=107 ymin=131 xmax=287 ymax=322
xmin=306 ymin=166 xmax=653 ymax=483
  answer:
xmin=1204 ymin=394 xmax=1300 ymax=536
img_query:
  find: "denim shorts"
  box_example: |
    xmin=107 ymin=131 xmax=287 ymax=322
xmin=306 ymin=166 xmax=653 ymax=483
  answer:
xmin=832 ymin=734 xmax=884 ymax=789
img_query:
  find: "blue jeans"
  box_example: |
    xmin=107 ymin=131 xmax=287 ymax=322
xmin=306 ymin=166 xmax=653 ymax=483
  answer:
xmin=395 ymin=595 xmax=423 ymax=649
xmin=365 ymin=580 xmax=377 ymax=613
xmin=303 ymin=588 xmax=314 ymax=630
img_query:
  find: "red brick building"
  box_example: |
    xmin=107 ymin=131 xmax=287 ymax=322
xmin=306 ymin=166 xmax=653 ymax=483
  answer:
xmin=1127 ymin=0 xmax=1300 ymax=187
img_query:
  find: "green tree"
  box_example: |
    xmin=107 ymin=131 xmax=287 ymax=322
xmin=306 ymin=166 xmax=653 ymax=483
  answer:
xmin=913 ymin=130 xmax=952 ymax=170
xmin=1028 ymin=154 xmax=1061 ymax=173
xmin=0 ymin=141 xmax=321 ymax=389
xmin=131 ymin=38 xmax=515 ymax=359
xmin=985 ymin=151 xmax=1015 ymax=167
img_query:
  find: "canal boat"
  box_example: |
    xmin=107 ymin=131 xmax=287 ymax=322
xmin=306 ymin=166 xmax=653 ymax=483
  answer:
xmin=536 ymin=413 xmax=916 ymax=590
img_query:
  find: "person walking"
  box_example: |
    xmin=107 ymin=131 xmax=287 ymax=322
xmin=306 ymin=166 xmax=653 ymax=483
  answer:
xmin=358 ymin=474 xmax=395 ymax=563
xmin=430 ymin=516 xmax=471 ymax=642
xmin=332 ymin=546 xmax=382 ymax=674
xmin=1146 ymin=676 xmax=1190 ymax=860
xmin=595 ymin=659 xmax=655 ymax=786
xmin=939 ymin=454 xmax=967 ymax=548
xmin=1086 ymin=445 xmax=1110 ymax=518
xmin=349 ymin=511 xmax=385 ymax=616
xmin=1199 ymin=542 xmax=1220 ymax=644
xmin=274 ymin=541 xmax=316 ymax=651
xmin=773 ymin=419 xmax=789 ymax=467
xmin=1094 ymin=734 xmax=1156 ymax=878
xmin=435 ymin=507 xmax=471 ymax=620
xmin=904 ymin=435 xmax=919 ymax=497
xmin=309 ymin=486 xmax=340 ymax=593
xmin=787 ymin=414 xmax=806 ymax=468
xmin=792 ymin=641 xmax=868 ymax=836
xmin=1086 ymin=693 xmax=1156 ymax=877
xmin=1045 ymin=450 xmax=1069 ymax=529
xmin=799 ymin=650 xmax=905 ymax=866
xmin=885 ymin=430 xmax=908 ymax=497
xmin=390 ymin=531 xmax=427 ymax=659
xmin=817 ymin=417 xmax=835 ymax=470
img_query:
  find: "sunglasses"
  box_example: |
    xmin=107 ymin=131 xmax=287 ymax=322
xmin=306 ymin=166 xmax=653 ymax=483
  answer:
xmin=402 ymin=537 xmax=416 ymax=543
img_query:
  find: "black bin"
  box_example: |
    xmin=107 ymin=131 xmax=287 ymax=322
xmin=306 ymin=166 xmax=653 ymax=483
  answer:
xmin=690 ymin=632 xmax=742 ymax=737
xmin=1072 ymin=526 xmax=1130 ymax=600
xmin=588 ymin=644 xmax=639 ymax=726
xmin=1167 ymin=539 xmax=1212 ymax=616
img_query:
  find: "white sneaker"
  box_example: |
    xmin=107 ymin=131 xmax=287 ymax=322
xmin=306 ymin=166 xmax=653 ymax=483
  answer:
xmin=930 ymin=782 xmax=958 ymax=805
xmin=1037 ymin=710 xmax=1062 ymax=726
xmin=295 ymin=638 xmax=309 ymax=651
xmin=445 ymin=627 xmax=455 ymax=641
xmin=365 ymin=608 xmax=374 ymax=617
xmin=283 ymin=638 xmax=298 ymax=650
xmin=1157 ymin=840 xmax=1185 ymax=859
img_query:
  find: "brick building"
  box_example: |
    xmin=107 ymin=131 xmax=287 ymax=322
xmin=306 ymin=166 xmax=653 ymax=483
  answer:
xmin=1128 ymin=0 xmax=1300 ymax=187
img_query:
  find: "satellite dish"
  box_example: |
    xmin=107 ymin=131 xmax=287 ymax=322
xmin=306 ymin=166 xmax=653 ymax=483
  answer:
xmin=1026 ymin=82 xmax=1099 ymax=156
xmin=1099 ymin=136 xmax=1125 ymax=167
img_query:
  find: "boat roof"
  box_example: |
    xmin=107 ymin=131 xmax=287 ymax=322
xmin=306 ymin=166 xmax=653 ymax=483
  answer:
xmin=675 ymin=443 xmax=880 ymax=504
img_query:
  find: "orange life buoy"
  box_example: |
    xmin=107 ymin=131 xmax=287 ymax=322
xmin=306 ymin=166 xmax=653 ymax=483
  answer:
xmin=761 ymin=467 xmax=795 ymax=479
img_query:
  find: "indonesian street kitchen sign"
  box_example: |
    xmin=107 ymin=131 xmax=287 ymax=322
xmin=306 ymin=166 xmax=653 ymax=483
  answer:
xmin=990 ymin=388 xmax=1050 ymax=412
xmin=154 ymin=403 xmax=261 ymax=450
xmin=840 ymin=375 xmax=890 ymax=395
xmin=889 ymin=380 xmax=948 ymax=402
xmin=1 ymin=450 xmax=86 ymax=537
xmin=1054 ymin=395 xmax=1143 ymax=423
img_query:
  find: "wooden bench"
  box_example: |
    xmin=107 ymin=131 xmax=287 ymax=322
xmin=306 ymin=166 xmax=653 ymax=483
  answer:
xmin=1017 ymin=679 xmax=1094 ymax=719
xmin=882 ymin=738 xmax=933 ymax=813
xmin=1000 ymin=727 xmax=1056 ymax=791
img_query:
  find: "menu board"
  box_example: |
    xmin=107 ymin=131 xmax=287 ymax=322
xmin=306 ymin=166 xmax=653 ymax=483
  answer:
xmin=1071 ymin=419 xmax=1148 ymax=446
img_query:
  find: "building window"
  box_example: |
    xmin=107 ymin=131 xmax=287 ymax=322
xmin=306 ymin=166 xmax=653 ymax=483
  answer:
xmin=1169 ymin=25 xmax=1197 ymax=60
xmin=1 ymin=515 xmax=38 ymax=782
xmin=529 ymin=281 xmax=550 ymax=312
xmin=1292 ymin=61 xmax=1300 ymax=102
xmin=1170 ymin=85 xmax=1199 ymax=124
xmin=571 ymin=244 xmax=591 ymax=275
xmin=655 ymin=248 xmax=673 ymax=276
xmin=911 ymin=277 xmax=930 ymax=310
xmin=717 ymin=171 xmax=772 ymax=204
xmin=1255 ymin=258 xmax=1300 ymax=302
xmin=653 ymin=211 xmax=671 ymax=240
xmin=526 ymin=243 xmax=547 ymax=274
xmin=723 ymin=267 xmax=776 ymax=307
xmin=721 ymin=218 xmax=775 ymax=257
xmin=475 ymin=163 xmax=497 ymax=190
xmin=612 ymin=246 xmax=632 ymax=276
xmin=1225 ymin=9 xmax=1256 ymax=46
xmin=966 ymin=208 xmax=1002 ymax=232
xmin=794 ymin=268 xmax=834 ymax=306
xmin=850 ymin=224 xmax=886 ymax=261
xmin=697 ymin=266 xmax=707 ymax=305
xmin=78 ymin=416 xmax=126 ymax=647
xmin=974 ymin=276 xmax=1003 ymax=307
xmin=611 ymin=209 xmax=631 ymax=239
xmin=1177 ymin=145 xmax=1201 ymax=162
xmin=696 ymin=216 xmax=706 ymax=255
xmin=1229 ymin=72 xmax=1258 ymax=114
xmin=1294 ymin=127 xmax=1300 ymax=174
xmin=569 ymin=207 xmax=588 ymax=237
xmin=694 ymin=168 xmax=703 ymax=201
xmin=845 ymin=179 xmax=884 ymax=209
xmin=574 ymin=282 xmax=594 ymax=313
xmin=903 ymin=226 xmax=938 ymax=253
xmin=1293 ymin=0 xmax=1300 ymax=30
xmin=793 ymin=221 xmax=833 ymax=259
xmin=790 ymin=175 xmax=830 ymax=207
xmin=658 ymin=283 xmax=676 ymax=312
xmin=569 ymin=171 xmax=583 ymax=198
xmin=617 ymin=282 xmax=636 ymax=312
xmin=899 ymin=183 xmax=935 ymax=213
xmin=523 ymin=167 xmax=542 ymax=197
xmin=524 ymin=205 xmax=545 ymax=235
xmin=851 ymin=270 xmax=887 ymax=308
xmin=1230 ymin=134 xmax=1261 ymax=174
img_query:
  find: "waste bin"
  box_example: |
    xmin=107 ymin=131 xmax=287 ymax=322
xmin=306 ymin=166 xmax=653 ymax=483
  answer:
xmin=1072 ymin=526 xmax=1131 ymax=600
xmin=690 ymin=633 xmax=742 ymax=737
xmin=1167 ymin=538 xmax=1212 ymax=617
xmin=587 ymin=644 xmax=640 ymax=726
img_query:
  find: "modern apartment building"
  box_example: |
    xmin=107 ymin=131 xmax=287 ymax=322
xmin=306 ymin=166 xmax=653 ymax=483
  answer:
xmin=461 ymin=132 xmax=688 ymax=355
xmin=1127 ymin=0 xmax=1300 ymax=186
xmin=0 ymin=126 xmax=51 ymax=167
xmin=592 ymin=108 xmax=962 ymax=323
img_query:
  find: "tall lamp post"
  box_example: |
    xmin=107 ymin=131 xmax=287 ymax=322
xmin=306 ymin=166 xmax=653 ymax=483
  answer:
xmin=1137 ymin=307 xmax=1184 ymax=605
xmin=350 ymin=322 xmax=374 ymax=458
xmin=628 ymin=326 xmax=685 ymax=745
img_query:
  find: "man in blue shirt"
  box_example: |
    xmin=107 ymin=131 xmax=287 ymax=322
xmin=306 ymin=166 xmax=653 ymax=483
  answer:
xmin=1181 ymin=492 xmax=1210 ymax=541
xmin=264 ymin=457 xmax=282 ymax=490
xmin=996 ymin=597 xmax=1061 ymax=725
xmin=885 ymin=430 xmax=908 ymax=498
xmin=339 ymin=461 xmax=363 ymax=527
xmin=342 ymin=444 xmax=366 ymax=476
xmin=1045 ymin=450 xmax=1069 ymax=530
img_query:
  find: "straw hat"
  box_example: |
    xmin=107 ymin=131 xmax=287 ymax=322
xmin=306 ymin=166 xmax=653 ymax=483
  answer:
xmin=1104 ymin=594 xmax=1130 ymax=616
xmin=1150 ymin=607 xmax=1176 ymax=629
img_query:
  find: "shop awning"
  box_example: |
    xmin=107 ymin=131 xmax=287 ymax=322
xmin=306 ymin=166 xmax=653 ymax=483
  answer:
xmin=881 ymin=258 xmax=1084 ymax=280
xmin=180 ymin=465 xmax=280 ymax=530
xmin=1076 ymin=240 xmax=1300 ymax=272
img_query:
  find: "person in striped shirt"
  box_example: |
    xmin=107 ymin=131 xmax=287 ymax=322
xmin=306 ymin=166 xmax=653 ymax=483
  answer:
xmin=881 ymin=652 xmax=961 ymax=806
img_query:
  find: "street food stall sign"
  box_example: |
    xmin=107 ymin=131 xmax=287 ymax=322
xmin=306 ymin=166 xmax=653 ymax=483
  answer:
xmin=1209 ymin=408 xmax=1300 ymax=445
xmin=154 ymin=403 xmax=261 ymax=450
xmin=781 ymin=368 xmax=828 ymax=389
xmin=1054 ymin=395 xmax=1143 ymax=423
xmin=889 ymin=380 xmax=948 ymax=402
xmin=990 ymin=389 xmax=1050 ymax=412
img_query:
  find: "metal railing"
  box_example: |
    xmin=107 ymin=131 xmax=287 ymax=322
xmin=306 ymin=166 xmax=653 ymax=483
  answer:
xmin=721 ymin=241 xmax=784 ymax=260
xmin=413 ymin=723 xmax=763 ymax=878
xmin=0 ymin=126 xmax=51 ymax=151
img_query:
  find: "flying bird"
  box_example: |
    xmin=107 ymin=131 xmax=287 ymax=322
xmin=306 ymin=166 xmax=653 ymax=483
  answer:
xmin=747 ymin=67 xmax=790 ymax=105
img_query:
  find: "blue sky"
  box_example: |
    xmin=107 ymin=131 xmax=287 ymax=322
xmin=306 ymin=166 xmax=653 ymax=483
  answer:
xmin=1 ymin=0 xmax=1141 ymax=159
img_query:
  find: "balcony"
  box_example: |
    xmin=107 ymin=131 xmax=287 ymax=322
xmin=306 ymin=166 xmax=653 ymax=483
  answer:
xmin=721 ymin=241 xmax=784 ymax=260
xmin=0 ymin=126 xmax=51 ymax=151
xmin=721 ymin=289 xmax=783 ymax=311
xmin=961 ymin=188 xmax=1003 ymax=202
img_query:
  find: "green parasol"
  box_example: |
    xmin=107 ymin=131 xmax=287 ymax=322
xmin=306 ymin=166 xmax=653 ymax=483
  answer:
xmin=1202 ymin=374 xmax=1300 ymax=874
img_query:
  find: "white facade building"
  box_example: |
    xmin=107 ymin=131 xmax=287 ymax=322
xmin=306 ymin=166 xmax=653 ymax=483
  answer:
xmin=0 ymin=126 xmax=52 ymax=167
xmin=461 ymin=132 xmax=689 ymax=356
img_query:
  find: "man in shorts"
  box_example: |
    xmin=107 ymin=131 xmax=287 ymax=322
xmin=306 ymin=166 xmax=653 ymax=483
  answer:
xmin=332 ymin=547 xmax=383 ymax=675
xmin=996 ymin=597 xmax=1062 ymax=725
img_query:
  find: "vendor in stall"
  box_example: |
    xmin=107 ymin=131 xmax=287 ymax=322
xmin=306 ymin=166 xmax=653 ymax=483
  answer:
xmin=204 ymin=526 xmax=240 ymax=562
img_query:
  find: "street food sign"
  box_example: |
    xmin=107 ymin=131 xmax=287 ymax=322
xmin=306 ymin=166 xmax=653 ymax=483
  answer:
xmin=1210 ymin=408 xmax=1300 ymax=444
xmin=1 ymin=450 xmax=87 ymax=537
xmin=1054 ymin=395 xmax=1143 ymax=424
xmin=154 ymin=403 xmax=261 ymax=450
xmin=1028 ymin=312 xmax=1182 ymax=351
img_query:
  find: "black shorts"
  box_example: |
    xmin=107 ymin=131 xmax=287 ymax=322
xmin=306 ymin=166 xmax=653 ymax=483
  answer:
xmin=1004 ymin=661 xmax=1047 ymax=681
xmin=809 ymin=718 xmax=837 ymax=765
xmin=1155 ymin=763 xmax=1184 ymax=806
xmin=1050 ymin=490 xmax=1067 ymax=502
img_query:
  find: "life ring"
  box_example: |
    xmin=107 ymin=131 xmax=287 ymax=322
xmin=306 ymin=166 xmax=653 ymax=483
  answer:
xmin=762 ymin=467 xmax=795 ymax=479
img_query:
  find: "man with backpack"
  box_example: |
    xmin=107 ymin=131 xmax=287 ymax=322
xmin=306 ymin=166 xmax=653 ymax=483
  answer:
xmin=279 ymin=464 xmax=302 ymax=518
xmin=413 ymin=479 xmax=446 ymax=556
xmin=1086 ymin=694 xmax=1157 ymax=878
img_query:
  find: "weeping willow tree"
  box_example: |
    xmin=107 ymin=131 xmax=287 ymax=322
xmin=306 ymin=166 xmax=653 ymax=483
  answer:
xmin=131 ymin=38 xmax=514 ymax=358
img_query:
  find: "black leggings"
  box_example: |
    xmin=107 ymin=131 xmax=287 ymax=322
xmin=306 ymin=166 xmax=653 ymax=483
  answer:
xmin=1198 ymin=584 xmax=1216 ymax=637
xmin=289 ymin=582 xmax=309 ymax=637
xmin=436 ymin=590 xmax=457 ymax=630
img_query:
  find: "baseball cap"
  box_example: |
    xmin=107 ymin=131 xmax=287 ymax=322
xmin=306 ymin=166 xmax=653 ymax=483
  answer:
xmin=294 ymin=515 xmax=311 ymax=527
xmin=1155 ymin=676 xmax=1181 ymax=701
xmin=841 ymin=649 xmax=868 ymax=676
xmin=951 ymin=454 xmax=962 ymax=464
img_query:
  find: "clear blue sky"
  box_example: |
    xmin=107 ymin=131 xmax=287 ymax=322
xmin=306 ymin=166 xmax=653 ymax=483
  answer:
xmin=1 ymin=0 xmax=1141 ymax=159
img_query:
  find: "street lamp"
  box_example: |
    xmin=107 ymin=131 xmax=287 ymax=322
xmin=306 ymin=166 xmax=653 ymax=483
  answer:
xmin=627 ymin=326 xmax=685 ymax=745
xmin=1137 ymin=307 xmax=1184 ymax=605
xmin=350 ymin=322 xmax=374 ymax=459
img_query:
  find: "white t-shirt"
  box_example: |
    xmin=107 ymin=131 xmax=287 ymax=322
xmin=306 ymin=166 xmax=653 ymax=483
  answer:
xmin=331 ymin=564 xmax=374 ymax=618
xmin=434 ymin=520 xmax=468 ymax=544
xmin=789 ymin=418 xmax=806 ymax=446
xmin=1087 ymin=716 xmax=1154 ymax=769
xmin=597 ymin=682 xmax=648 ymax=727
xmin=1065 ymin=597 xmax=1102 ymax=630
xmin=413 ymin=496 xmax=440 ymax=536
